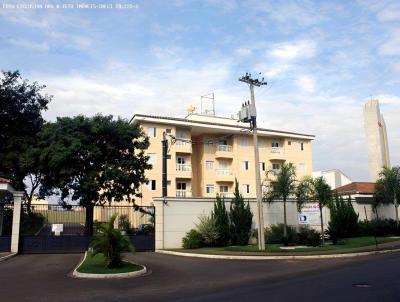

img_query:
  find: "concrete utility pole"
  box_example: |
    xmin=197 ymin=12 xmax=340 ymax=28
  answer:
xmin=238 ymin=73 xmax=267 ymax=251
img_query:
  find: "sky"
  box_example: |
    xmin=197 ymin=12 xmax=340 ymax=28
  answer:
xmin=0 ymin=0 xmax=399 ymax=181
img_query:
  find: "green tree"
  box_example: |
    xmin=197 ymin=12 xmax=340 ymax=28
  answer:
xmin=0 ymin=70 xmax=52 ymax=208
xmin=264 ymin=162 xmax=297 ymax=242
xmin=374 ymin=166 xmax=400 ymax=226
xmin=38 ymin=115 xmax=151 ymax=235
xmin=91 ymin=214 xmax=132 ymax=268
xmin=213 ymin=195 xmax=230 ymax=246
xmin=230 ymin=180 xmax=253 ymax=245
xmin=328 ymin=194 xmax=359 ymax=244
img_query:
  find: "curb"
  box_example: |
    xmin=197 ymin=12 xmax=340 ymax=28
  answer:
xmin=72 ymin=252 xmax=147 ymax=279
xmin=0 ymin=253 xmax=17 ymax=262
xmin=156 ymin=248 xmax=400 ymax=260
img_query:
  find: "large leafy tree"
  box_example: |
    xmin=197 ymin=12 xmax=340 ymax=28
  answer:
xmin=38 ymin=115 xmax=151 ymax=235
xmin=375 ymin=166 xmax=400 ymax=226
xmin=264 ymin=162 xmax=297 ymax=242
xmin=296 ymin=176 xmax=332 ymax=245
xmin=0 ymin=70 xmax=51 ymax=203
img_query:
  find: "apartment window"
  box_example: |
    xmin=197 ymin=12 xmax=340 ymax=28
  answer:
xmin=205 ymin=161 xmax=214 ymax=170
xmin=176 ymin=130 xmax=185 ymax=139
xmin=258 ymin=140 xmax=267 ymax=148
xmin=148 ymin=180 xmax=156 ymax=191
xmin=219 ymin=160 xmax=229 ymax=169
xmin=219 ymin=185 xmax=228 ymax=193
xmin=272 ymin=163 xmax=280 ymax=170
xmin=167 ymin=180 xmax=171 ymax=186
xmin=148 ymin=127 xmax=156 ymax=138
xmin=148 ymin=153 xmax=156 ymax=165
xmin=300 ymin=142 xmax=304 ymax=151
xmin=206 ymin=138 xmax=214 ymax=146
xmin=219 ymin=139 xmax=228 ymax=145
xmin=166 ymin=128 xmax=172 ymax=134
xmin=206 ymin=184 xmax=214 ymax=194
xmin=288 ymin=141 xmax=292 ymax=146
xmin=176 ymin=182 xmax=186 ymax=191
xmin=298 ymin=163 xmax=305 ymax=173
xmin=241 ymin=136 xmax=248 ymax=146
xmin=243 ymin=160 xmax=249 ymax=171
xmin=177 ymin=156 xmax=186 ymax=164
xmin=272 ymin=141 xmax=279 ymax=148
xmin=242 ymin=184 xmax=250 ymax=194
xmin=260 ymin=162 xmax=266 ymax=171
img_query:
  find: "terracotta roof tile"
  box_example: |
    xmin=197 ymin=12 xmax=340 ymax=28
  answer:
xmin=336 ymin=182 xmax=375 ymax=194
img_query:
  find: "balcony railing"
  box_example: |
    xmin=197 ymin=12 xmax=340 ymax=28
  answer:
xmin=271 ymin=147 xmax=285 ymax=154
xmin=217 ymin=144 xmax=233 ymax=152
xmin=176 ymin=190 xmax=191 ymax=198
xmin=176 ymin=164 xmax=192 ymax=172
xmin=219 ymin=192 xmax=233 ymax=198
xmin=175 ymin=140 xmax=191 ymax=146
xmin=216 ymin=169 xmax=233 ymax=176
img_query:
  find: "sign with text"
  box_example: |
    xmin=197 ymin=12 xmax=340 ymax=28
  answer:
xmin=298 ymin=203 xmax=320 ymax=225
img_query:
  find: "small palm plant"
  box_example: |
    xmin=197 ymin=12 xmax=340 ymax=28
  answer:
xmin=91 ymin=214 xmax=133 ymax=268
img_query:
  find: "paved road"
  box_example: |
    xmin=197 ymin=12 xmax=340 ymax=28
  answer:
xmin=0 ymin=252 xmax=399 ymax=302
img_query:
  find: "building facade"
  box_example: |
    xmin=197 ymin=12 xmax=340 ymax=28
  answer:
xmin=312 ymin=169 xmax=352 ymax=189
xmin=363 ymin=99 xmax=390 ymax=181
xmin=131 ymin=113 xmax=315 ymax=206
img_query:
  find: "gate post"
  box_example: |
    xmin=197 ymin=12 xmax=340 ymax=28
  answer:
xmin=11 ymin=191 xmax=24 ymax=253
xmin=154 ymin=198 xmax=164 ymax=250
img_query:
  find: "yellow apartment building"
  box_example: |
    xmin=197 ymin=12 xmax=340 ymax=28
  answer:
xmin=130 ymin=113 xmax=315 ymax=206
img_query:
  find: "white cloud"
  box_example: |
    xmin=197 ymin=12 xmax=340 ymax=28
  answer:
xmin=269 ymin=40 xmax=316 ymax=60
xmin=47 ymin=31 xmax=91 ymax=50
xmin=376 ymin=3 xmax=400 ymax=22
xmin=369 ymin=94 xmax=400 ymax=104
xmin=7 ymin=38 xmax=49 ymax=51
xmin=378 ymin=29 xmax=400 ymax=56
xmin=235 ymin=47 xmax=252 ymax=57
xmin=296 ymin=75 xmax=316 ymax=94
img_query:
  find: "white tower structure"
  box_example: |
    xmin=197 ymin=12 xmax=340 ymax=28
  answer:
xmin=363 ymin=99 xmax=390 ymax=181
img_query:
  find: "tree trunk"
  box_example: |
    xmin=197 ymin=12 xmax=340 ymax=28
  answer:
xmin=283 ymin=197 xmax=288 ymax=245
xmin=85 ymin=204 xmax=94 ymax=237
xmin=394 ymin=196 xmax=399 ymax=227
xmin=319 ymin=204 xmax=324 ymax=246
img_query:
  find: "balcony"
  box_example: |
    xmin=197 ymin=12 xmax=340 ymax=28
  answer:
xmin=216 ymin=169 xmax=234 ymax=182
xmin=219 ymin=192 xmax=233 ymax=198
xmin=174 ymin=140 xmax=192 ymax=153
xmin=176 ymin=190 xmax=192 ymax=198
xmin=270 ymin=147 xmax=286 ymax=160
xmin=215 ymin=144 xmax=233 ymax=158
xmin=176 ymin=164 xmax=192 ymax=178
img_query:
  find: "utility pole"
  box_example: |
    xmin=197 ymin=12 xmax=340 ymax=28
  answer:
xmin=162 ymin=132 xmax=169 ymax=198
xmin=238 ymin=73 xmax=267 ymax=251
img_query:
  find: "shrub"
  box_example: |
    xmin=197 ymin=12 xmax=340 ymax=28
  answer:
xmin=230 ymin=180 xmax=253 ymax=245
xmin=264 ymin=224 xmax=298 ymax=244
xmin=118 ymin=214 xmax=130 ymax=233
xmin=182 ymin=229 xmax=204 ymax=249
xmin=91 ymin=214 xmax=133 ymax=268
xmin=297 ymin=227 xmax=320 ymax=246
xmin=213 ymin=195 xmax=230 ymax=246
xmin=357 ymin=219 xmax=400 ymax=237
xmin=328 ymin=195 xmax=359 ymax=244
xmin=196 ymin=214 xmax=219 ymax=246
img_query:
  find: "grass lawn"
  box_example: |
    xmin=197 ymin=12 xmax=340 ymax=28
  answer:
xmin=77 ymin=252 xmax=144 ymax=274
xmin=180 ymin=236 xmax=400 ymax=255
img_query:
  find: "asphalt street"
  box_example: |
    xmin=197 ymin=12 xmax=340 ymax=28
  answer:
xmin=0 ymin=252 xmax=399 ymax=302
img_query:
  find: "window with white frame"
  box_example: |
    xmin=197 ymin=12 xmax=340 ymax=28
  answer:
xmin=206 ymin=184 xmax=214 ymax=194
xmin=148 ymin=180 xmax=156 ymax=191
xmin=272 ymin=141 xmax=279 ymax=147
xmin=219 ymin=139 xmax=228 ymax=145
xmin=219 ymin=160 xmax=229 ymax=169
xmin=148 ymin=127 xmax=156 ymax=138
xmin=242 ymin=184 xmax=250 ymax=194
xmin=206 ymin=138 xmax=214 ymax=146
xmin=205 ymin=161 xmax=214 ymax=170
xmin=148 ymin=153 xmax=156 ymax=165
xmin=241 ymin=136 xmax=248 ymax=146
xmin=176 ymin=182 xmax=186 ymax=191
xmin=177 ymin=156 xmax=186 ymax=164
xmin=219 ymin=185 xmax=228 ymax=193
xmin=288 ymin=140 xmax=292 ymax=146
xmin=260 ymin=162 xmax=266 ymax=171
xmin=242 ymin=160 xmax=249 ymax=170
xmin=272 ymin=163 xmax=280 ymax=170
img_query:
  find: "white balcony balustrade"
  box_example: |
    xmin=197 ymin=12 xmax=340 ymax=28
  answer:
xmin=176 ymin=190 xmax=192 ymax=198
xmin=217 ymin=144 xmax=233 ymax=152
xmin=176 ymin=164 xmax=192 ymax=172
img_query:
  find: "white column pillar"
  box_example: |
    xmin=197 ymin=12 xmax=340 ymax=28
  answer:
xmin=154 ymin=199 xmax=164 ymax=250
xmin=11 ymin=191 xmax=24 ymax=253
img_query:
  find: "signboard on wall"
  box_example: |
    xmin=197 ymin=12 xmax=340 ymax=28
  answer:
xmin=298 ymin=203 xmax=320 ymax=225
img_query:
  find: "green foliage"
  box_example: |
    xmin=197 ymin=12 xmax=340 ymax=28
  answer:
xmin=264 ymin=224 xmax=298 ymax=244
xmin=229 ymin=180 xmax=253 ymax=245
xmin=0 ymin=70 xmax=51 ymax=205
xmin=328 ymin=195 xmax=359 ymax=244
xmin=182 ymin=229 xmax=204 ymax=249
xmin=91 ymin=214 xmax=133 ymax=268
xmin=213 ymin=195 xmax=230 ymax=246
xmin=357 ymin=219 xmax=400 ymax=237
xmin=39 ymin=115 xmax=151 ymax=207
xmin=21 ymin=211 xmax=45 ymax=235
xmin=297 ymin=227 xmax=321 ymax=247
xmin=118 ymin=214 xmax=130 ymax=233
xmin=196 ymin=214 xmax=219 ymax=246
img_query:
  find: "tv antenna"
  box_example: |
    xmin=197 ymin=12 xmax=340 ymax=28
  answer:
xmin=200 ymin=93 xmax=215 ymax=116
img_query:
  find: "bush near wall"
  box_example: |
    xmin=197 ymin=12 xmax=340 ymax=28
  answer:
xmin=182 ymin=229 xmax=204 ymax=249
xmin=263 ymin=224 xmax=321 ymax=247
xmin=357 ymin=219 xmax=400 ymax=237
